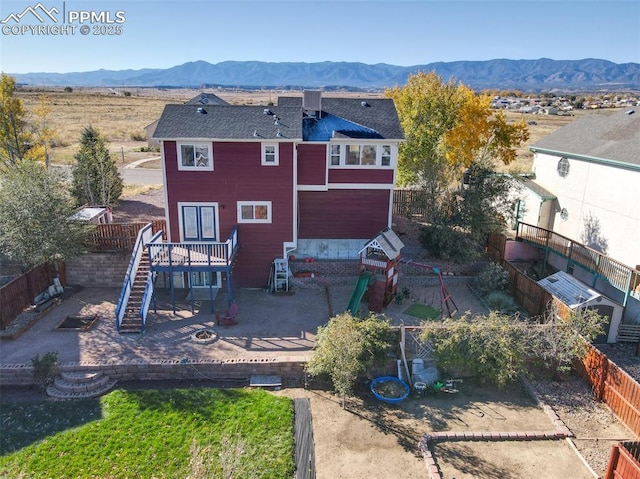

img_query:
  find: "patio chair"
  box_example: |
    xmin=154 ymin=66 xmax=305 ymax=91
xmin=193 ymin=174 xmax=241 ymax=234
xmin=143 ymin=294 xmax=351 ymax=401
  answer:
xmin=216 ymin=303 xmax=239 ymax=327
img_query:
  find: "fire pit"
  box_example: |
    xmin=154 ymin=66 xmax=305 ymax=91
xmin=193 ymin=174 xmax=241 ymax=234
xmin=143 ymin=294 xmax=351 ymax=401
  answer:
xmin=191 ymin=329 xmax=218 ymax=344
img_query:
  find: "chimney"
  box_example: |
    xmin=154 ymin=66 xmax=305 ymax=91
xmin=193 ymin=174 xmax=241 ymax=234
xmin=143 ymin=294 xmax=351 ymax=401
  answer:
xmin=302 ymin=90 xmax=322 ymax=117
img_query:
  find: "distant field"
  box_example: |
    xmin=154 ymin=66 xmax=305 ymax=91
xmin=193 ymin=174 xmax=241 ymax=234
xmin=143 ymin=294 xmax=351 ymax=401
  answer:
xmin=18 ymin=87 xmax=585 ymax=170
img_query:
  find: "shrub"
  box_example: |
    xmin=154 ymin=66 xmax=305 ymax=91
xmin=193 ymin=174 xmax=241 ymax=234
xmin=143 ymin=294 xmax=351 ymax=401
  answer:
xmin=130 ymin=131 xmax=146 ymax=141
xmin=63 ymin=86 xmax=73 ymax=93
xmin=123 ymin=91 xmax=131 ymax=97
xmin=419 ymin=224 xmax=478 ymax=263
xmin=473 ymin=262 xmax=510 ymax=297
xmin=31 ymin=351 xmax=59 ymax=391
xmin=306 ymin=313 xmax=393 ymax=407
xmin=485 ymin=291 xmax=518 ymax=314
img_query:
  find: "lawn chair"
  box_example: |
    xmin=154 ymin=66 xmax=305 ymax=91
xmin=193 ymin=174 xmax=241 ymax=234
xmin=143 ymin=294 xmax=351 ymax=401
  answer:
xmin=216 ymin=303 xmax=239 ymax=327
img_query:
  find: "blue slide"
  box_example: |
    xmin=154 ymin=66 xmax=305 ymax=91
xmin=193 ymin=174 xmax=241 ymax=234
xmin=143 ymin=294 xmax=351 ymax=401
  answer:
xmin=347 ymin=273 xmax=371 ymax=315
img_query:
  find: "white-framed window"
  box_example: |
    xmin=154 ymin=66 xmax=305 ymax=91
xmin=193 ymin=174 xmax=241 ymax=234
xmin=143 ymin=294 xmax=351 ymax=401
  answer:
xmin=381 ymin=145 xmax=391 ymax=166
xmin=261 ymin=143 xmax=279 ymax=166
xmin=330 ymin=144 xmax=341 ymax=166
xmin=557 ymin=157 xmax=570 ymax=177
xmin=237 ymin=201 xmax=272 ymax=223
xmin=178 ymin=142 xmax=213 ymax=171
xmin=329 ymin=143 xmax=394 ymax=167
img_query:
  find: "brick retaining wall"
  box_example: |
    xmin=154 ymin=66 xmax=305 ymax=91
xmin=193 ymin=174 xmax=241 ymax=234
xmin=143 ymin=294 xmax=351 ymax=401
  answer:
xmin=65 ymin=253 xmax=130 ymax=288
xmin=1 ymin=357 xmax=308 ymax=386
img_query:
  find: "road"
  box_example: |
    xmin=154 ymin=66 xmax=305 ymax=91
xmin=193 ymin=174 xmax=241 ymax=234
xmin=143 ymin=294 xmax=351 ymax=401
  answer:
xmin=53 ymin=164 xmax=163 ymax=185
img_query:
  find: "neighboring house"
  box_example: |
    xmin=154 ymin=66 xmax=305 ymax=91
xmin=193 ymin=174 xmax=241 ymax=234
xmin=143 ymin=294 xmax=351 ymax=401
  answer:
xmin=144 ymin=119 xmax=160 ymax=148
xmin=517 ymin=108 xmax=640 ymax=269
xmin=152 ymin=90 xmax=404 ymax=289
xmin=184 ymin=92 xmax=229 ymax=106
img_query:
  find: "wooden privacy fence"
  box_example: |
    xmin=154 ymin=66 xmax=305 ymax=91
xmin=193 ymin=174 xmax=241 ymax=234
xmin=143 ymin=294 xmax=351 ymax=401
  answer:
xmin=393 ymin=189 xmax=433 ymax=219
xmin=0 ymin=263 xmax=59 ymax=329
xmin=604 ymin=442 xmax=640 ymax=479
xmin=502 ymin=260 xmax=552 ymax=317
xmin=85 ymin=220 xmax=166 ymax=252
xmin=575 ymin=346 xmax=640 ymax=437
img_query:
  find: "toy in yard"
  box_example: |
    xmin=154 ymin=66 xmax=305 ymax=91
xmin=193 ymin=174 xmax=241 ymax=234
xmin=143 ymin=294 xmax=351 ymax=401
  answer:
xmin=348 ymin=228 xmax=404 ymax=314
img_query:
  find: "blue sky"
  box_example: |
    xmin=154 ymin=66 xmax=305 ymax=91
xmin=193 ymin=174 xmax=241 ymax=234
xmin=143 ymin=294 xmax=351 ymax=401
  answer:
xmin=1 ymin=0 xmax=638 ymax=74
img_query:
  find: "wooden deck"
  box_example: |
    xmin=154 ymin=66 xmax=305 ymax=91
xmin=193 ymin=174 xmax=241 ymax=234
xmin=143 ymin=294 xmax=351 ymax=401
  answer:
xmin=147 ymin=227 xmax=239 ymax=273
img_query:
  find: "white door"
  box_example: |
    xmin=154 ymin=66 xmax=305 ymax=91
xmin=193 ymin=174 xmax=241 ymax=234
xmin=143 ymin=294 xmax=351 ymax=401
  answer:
xmin=179 ymin=203 xmax=221 ymax=288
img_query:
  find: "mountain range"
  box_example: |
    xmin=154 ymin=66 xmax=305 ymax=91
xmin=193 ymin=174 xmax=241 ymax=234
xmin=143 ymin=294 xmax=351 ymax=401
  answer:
xmin=11 ymin=58 xmax=640 ymax=91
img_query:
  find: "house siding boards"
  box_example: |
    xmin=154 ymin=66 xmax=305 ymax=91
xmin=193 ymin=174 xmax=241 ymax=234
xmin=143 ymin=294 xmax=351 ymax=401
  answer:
xmin=297 ymin=144 xmax=327 ymax=186
xmin=298 ymin=190 xmax=390 ymax=239
xmin=163 ymin=141 xmax=295 ymax=287
xmin=328 ymin=168 xmax=394 ymax=184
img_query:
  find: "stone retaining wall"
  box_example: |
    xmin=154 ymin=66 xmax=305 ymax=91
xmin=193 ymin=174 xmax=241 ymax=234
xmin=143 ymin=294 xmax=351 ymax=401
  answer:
xmin=1 ymin=357 xmax=308 ymax=386
xmin=65 ymin=253 xmax=130 ymax=287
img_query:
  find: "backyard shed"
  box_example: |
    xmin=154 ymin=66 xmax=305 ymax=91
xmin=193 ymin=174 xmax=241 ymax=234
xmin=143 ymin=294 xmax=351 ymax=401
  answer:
xmin=538 ymin=271 xmax=623 ymax=343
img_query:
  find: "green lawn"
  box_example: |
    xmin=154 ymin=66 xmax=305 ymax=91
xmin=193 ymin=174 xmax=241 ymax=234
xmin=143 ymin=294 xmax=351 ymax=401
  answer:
xmin=0 ymin=388 xmax=295 ymax=479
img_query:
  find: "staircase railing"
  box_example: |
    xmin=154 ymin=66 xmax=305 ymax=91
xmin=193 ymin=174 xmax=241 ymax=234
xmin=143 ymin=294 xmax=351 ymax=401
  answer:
xmin=139 ymin=230 xmax=164 ymax=332
xmin=115 ymin=223 xmax=154 ymax=331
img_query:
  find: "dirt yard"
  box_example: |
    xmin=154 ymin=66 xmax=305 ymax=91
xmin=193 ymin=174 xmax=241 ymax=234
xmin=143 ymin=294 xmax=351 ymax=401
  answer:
xmin=273 ymin=373 xmax=633 ymax=479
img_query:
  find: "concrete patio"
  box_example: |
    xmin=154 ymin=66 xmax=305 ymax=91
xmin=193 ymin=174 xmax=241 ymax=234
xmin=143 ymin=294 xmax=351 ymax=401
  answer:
xmin=0 ymin=277 xmax=488 ymax=384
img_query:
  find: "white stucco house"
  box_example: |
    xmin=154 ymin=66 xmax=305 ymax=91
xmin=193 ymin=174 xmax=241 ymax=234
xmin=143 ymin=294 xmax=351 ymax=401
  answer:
xmin=516 ymin=108 xmax=640 ymax=270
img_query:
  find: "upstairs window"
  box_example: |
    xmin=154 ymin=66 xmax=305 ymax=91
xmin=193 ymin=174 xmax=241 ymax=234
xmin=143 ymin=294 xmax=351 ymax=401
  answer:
xmin=330 ymin=144 xmax=341 ymax=166
xmin=262 ymin=143 xmax=279 ymax=166
xmin=330 ymin=143 xmax=394 ymax=167
xmin=237 ymin=201 xmax=272 ymax=223
xmin=178 ymin=143 xmax=212 ymax=171
xmin=381 ymin=145 xmax=391 ymax=166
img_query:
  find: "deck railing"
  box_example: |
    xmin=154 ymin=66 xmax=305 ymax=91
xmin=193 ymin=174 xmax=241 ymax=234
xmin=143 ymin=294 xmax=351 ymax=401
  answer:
xmin=139 ymin=230 xmax=163 ymax=332
xmin=147 ymin=226 xmax=239 ymax=271
xmin=516 ymin=222 xmax=638 ymax=302
xmin=115 ymin=223 xmax=154 ymax=331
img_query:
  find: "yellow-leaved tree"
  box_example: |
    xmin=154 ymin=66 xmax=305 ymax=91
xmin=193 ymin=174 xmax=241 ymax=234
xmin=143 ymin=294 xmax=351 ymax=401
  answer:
xmin=387 ymin=71 xmax=530 ymax=262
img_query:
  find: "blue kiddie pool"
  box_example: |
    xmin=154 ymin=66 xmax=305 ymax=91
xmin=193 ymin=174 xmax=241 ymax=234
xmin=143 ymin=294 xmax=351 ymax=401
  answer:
xmin=370 ymin=376 xmax=410 ymax=404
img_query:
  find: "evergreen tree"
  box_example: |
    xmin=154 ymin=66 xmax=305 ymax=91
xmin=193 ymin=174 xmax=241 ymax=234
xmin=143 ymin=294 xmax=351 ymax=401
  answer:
xmin=71 ymin=126 xmax=123 ymax=207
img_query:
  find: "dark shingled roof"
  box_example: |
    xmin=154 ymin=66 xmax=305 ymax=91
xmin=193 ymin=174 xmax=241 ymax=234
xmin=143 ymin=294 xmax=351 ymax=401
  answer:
xmin=185 ymin=93 xmax=230 ymax=106
xmin=278 ymin=96 xmax=404 ymax=141
xmin=153 ymin=105 xmax=303 ymax=140
xmin=530 ymin=109 xmax=640 ymax=167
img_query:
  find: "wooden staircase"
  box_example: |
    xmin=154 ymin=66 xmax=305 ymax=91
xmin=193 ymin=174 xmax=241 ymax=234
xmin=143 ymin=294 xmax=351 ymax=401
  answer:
xmin=119 ymin=251 xmax=150 ymax=333
xmin=46 ymin=370 xmax=117 ymax=399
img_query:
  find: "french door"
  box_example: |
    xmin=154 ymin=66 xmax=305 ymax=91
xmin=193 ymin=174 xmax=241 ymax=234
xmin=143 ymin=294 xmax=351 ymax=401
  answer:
xmin=179 ymin=203 xmax=220 ymax=288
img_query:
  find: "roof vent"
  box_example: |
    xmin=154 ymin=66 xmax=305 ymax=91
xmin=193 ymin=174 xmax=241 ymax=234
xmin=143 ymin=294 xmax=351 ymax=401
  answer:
xmin=361 ymin=101 xmax=370 ymax=107
xmin=626 ymin=109 xmax=635 ymax=115
xmin=263 ymin=108 xmax=273 ymax=115
xmin=196 ymin=107 xmax=207 ymax=114
xmin=276 ymin=129 xmax=283 ymax=138
xmin=274 ymin=117 xmax=280 ymax=126
xmin=253 ymin=130 xmax=260 ymax=137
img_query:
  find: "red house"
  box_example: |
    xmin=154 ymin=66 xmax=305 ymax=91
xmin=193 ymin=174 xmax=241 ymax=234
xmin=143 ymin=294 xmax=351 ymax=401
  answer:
xmin=149 ymin=90 xmax=404 ymax=305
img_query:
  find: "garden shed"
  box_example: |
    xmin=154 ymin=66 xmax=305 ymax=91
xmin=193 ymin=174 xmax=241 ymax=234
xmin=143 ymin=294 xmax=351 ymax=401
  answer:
xmin=538 ymin=271 xmax=623 ymax=343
